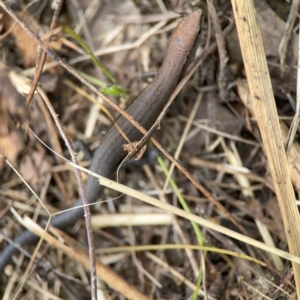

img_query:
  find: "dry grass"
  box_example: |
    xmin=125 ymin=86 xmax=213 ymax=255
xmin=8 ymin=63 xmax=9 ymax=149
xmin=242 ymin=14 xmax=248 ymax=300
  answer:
xmin=0 ymin=0 xmax=299 ymax=299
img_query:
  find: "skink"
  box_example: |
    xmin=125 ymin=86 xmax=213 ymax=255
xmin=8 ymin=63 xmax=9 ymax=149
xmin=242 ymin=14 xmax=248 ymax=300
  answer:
xmin=0 ymin=9 xmax=202 ymax=272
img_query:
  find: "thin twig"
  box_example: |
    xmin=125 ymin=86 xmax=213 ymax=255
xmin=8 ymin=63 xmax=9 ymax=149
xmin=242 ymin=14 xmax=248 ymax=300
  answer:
xmin=286 ymin=17 xmax=300 ymax=154
xmin=37 ymin=87 xmax=97 ymax=300
xmin=279 ymin=0 xmax=300 ymax=75
xmin=26 ymin=0 xmax=63 ymax=105
xmin=206 ymin=0 xmax=229 ymax=101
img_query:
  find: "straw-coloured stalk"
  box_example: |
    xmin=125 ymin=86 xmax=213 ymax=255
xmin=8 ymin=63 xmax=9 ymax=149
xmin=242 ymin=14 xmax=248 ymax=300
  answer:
xmin=231 ymin=0 xmax=300 ymax=295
